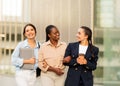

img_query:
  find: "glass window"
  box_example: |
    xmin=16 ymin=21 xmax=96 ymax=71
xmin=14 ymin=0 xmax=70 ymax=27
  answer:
xmin=94 ymin=0 xmax=120 ymax=85
xmin=0 ymin=0 xmax=31 ymax=22
xmin=2 ymin=0 xmax=22 ymax=17
xmin=95 ymin=0 xmax=114 ymax=28
xmin=0 ymin=0 xmax=30 ymax=75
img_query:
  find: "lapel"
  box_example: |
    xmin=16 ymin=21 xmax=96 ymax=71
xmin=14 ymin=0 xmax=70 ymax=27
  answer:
xmin=73 ymin=42 xmax=79 ymax=57
xmin=85 ymin=44 xmax=91 ymax=59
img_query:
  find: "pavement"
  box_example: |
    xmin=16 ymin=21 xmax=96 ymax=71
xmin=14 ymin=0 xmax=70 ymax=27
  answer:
xmin=0 ymin=75 xmax=17 ymax=86
xmin=0 ymin=75 xmax=103 ymax=86
xmin=0 ymin=75 xmax=41 ymax=86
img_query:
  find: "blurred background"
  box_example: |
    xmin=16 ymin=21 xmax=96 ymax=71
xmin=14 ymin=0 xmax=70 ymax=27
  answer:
xmin=0 ymin=0 xmax=120 ymax=86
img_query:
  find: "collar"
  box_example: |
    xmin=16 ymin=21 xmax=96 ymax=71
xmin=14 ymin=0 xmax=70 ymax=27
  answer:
xmin=46 ymin=40 xmax=64 ymax=47
xmin=24 ymin=39 xmax=39 ymax=48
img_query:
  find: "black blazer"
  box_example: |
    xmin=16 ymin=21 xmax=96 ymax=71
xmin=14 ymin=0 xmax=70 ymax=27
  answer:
xmin=64 ymin=42 xmax=99 ymax=86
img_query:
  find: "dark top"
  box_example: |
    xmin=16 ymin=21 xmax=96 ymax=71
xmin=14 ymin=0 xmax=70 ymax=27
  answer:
xmin=64 ymin=42 xmax=99 ymax=86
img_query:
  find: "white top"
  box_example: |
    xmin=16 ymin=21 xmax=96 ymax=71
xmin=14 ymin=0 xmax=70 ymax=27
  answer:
xmin=79 ymin=44 xmax=88 ymax=54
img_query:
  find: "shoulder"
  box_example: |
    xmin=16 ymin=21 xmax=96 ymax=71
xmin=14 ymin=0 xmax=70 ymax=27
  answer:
xmin=61 ymin=41 xmax=66 ymax=45
xmin=13 ymin=40 xmax=27 ymax=50
xmin=60 ymin=41 xmax=67 ymax=46
xmin=92 ymin=45 xmax=99 ymax=50
xmin=39 ymin=42 xmax=48 ymax=49
xmin=65 ymin=42 xmax=79 ymax=50
xmin=41 ymin=42 xmax=47 ymax=46
xmin=91 ymin=45 xmax=99 ymax=53
xmin=17 ymin=40 xmax=26 ymax=46
xmin=68 ymin=42 xmax=79 ymax=46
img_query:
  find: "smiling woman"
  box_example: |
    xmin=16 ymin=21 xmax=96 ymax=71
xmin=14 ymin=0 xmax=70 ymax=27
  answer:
xmin=11 ymin=23 xmax=40 ymax=86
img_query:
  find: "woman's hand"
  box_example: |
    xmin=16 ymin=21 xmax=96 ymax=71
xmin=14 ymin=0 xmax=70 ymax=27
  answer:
xmin=63 ymin=56 xmax=71 ymax=63
xmin=29 ymin=57 xmax=36 ymax=64
xmin=48 ymin=66 xmax=64 ymax=76
xmin=23 ymin=57 xmax=36 ymax=64
xmin=54 ymin=68 xmax=64 ymax=76
xmin=77 ymin=55 xmax=87 ymax=65
xmin=42 ymin=60 xmax=48 ymax=68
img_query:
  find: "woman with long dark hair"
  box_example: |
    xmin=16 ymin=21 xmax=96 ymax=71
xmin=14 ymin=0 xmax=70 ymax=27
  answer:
xmin=63 ymin=26 xmax=99 ymax=86
xmin=11 ymin=23 xmax=40 ymax=86
xmin=38 ymin=25 xmax=67 ymax=86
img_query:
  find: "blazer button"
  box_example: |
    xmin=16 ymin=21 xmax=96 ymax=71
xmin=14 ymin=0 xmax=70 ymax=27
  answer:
xmin=72 ymin=55 xmax=74 ymax=57
xmin=75 ymin=68 xmax=78 ymax=70
xmin=86 ymin=66 xmax=89 ymax=69
xmin=73 ymin=63 xmax=77 ymax=66
xmin=84 ymin=70 xmax=87 ymax=72
xmin=89 ymin=58 xmax=91 ymax=60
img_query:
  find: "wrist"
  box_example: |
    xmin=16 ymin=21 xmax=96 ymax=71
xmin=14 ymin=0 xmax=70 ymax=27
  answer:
xmin=83 ymin=58 xmax=87 ymax=64
xmin=23 ymin=59 xmax=29 ymax=64
xmin=48 ymin=66 xmax=54 ymax=71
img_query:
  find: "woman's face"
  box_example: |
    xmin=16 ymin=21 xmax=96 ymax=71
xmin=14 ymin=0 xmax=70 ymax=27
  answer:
xmin=48 ymin=28 xmax=60 ymax=41
xmin=76 ymin=28 xmax=88 ymax=42
xmin=24 ymin=26 xmax=36 ymax=39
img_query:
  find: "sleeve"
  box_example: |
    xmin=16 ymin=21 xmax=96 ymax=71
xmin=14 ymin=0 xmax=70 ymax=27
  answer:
xmin=38 ymin=46 xmax=49 ymax=72
xmin=64 ymin=43 xmax=78 ymax=67
xmin=84 ymin=47 xmax=99 ymax=70
xmin=11 ymin=43 xmax=23 ymax=67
